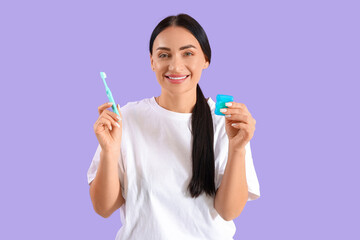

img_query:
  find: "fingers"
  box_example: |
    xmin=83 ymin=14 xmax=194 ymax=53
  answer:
xmin=103 ymin=111 xmax=121 ymax=127
xmin=225 ymin=113 xmax=250 ymax=124
xmin=220 ymin=102 xmax=253 ymax=123
xmin=225 ymin=102 xmax=248 ymax=111
xmin=97 ymin=117 xmax=113 ymax=131
xmin=95 ymin=102 xmax=122 ymax=132
xmin=223 ymin=108 xmax=256 ymax=125
xmin=96 ymin=115 xmax=121 ymax=131
xmin=116 ymin=104 xmax=122 ymax=120
xmin=104 ymin=109 xmax=121 ymax=122
xmin=98 ymin=102 xmax=122 ymax=121
xmin=98 ymin=102 xmax=112 ymax=115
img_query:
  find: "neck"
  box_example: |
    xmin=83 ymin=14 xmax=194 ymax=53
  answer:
xmin=156 ymin=89 xmax=198 ymax=113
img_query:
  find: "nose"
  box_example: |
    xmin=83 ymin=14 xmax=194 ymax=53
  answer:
xmin=168 ymin=54 xmax=184 ymax=71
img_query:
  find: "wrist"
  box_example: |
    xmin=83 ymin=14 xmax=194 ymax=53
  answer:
xmin=229 ymin=142 xmax=246 ymax=155
xmin=101 ymin=148 xmax=120 ymax=158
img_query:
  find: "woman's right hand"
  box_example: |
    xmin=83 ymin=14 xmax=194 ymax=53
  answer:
xmin=94 ymin=102 xmax=123 ymax=153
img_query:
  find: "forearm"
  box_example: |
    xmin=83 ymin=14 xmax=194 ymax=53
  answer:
xmin=214 ymin=143 xmax=248 ymax=221
xmin=90 ymin=150 xmax=122 ymax=217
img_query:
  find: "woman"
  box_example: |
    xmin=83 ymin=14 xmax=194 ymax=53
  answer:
xmin=88 ymin=13 xmax=260 ymax=240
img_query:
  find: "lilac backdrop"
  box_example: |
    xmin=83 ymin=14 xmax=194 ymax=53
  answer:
xmin=1 ymin=0 xmax=359 ymax=239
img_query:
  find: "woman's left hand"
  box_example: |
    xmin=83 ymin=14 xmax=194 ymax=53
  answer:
xmin=221 ymin=102 xmax=256 ymax=151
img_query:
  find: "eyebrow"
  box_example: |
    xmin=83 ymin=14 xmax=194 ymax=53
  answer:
xmin=156 ymin=44 xmax=197 ymax=51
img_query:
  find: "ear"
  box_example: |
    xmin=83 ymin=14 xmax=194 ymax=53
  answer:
xmin=203 ymin=60 xmax=209 ymax=69
xmin=150 ymin=53 xmax=154 ymax=71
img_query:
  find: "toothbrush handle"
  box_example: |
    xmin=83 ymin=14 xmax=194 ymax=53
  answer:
xmin=106 ymin=90 xmax=120 ymax=116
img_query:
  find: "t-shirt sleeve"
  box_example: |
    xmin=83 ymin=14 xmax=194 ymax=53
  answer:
xmin=215 ymin=139 xmax=261 ymax=202
xmin=243 ymin=141 xmax=261 ymax=201
xmin=87 ymin=144 xmax=102 ymax=186
xmin=87 ymin=144 xmax=126 ymax=198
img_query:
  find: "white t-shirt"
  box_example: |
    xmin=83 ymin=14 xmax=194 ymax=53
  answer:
xmin=87 ymin=96 xmax=260 ymax=240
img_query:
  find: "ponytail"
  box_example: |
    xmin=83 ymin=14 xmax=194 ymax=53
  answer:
xmin=187 ymin=84 xmax=216 ymax=198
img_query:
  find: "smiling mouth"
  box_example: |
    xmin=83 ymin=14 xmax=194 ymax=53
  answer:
xmin=165 ymin=75 xmax=190 ymax=80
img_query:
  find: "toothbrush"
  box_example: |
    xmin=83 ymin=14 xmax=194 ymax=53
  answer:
xmin=100 ymin=72 xmax=120 ymax=116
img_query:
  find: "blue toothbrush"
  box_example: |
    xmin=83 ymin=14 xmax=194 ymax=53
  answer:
xmin=100 ymin=72 xmax=120 ymax=116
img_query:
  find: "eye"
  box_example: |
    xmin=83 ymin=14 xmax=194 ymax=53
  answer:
xmin=184 ymin=52 xmax=193 ymax=56
xmin=159 ymin=53 xmax=168 ymax=58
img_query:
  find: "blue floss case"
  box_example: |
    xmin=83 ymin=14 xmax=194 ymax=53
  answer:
xmin=215 ymin=94 xmax=234 ymax=116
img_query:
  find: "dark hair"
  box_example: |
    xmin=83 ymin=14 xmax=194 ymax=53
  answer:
xmin=149 ymin=13 xmax=215 ymax=198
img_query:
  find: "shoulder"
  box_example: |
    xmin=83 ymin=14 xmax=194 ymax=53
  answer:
xmin=118 ymin=97 xmax=156 ymax=127
xmin=119 ymin=97 xmax=151 ymax=113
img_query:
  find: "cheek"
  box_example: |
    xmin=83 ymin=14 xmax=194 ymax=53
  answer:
xmin=154 ymin=62 xmax=166 ymax=72
xmin=188 ymin=64 xmax=203 ymax=75
xmin=190 ymin=58 xmax=206 ymax=70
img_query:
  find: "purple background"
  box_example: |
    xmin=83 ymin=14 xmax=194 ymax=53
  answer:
xmin=1 ymin=0 xmax=359 ymax=239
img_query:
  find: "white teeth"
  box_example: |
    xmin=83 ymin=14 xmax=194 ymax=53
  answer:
xmin=167 ymin=75 xmax=188 ymax=80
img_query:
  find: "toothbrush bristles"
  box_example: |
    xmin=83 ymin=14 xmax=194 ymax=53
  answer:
xmin=100 ymin=72 xmax=107 ymax=79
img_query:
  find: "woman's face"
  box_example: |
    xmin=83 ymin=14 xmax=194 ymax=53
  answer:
xmin=150 ymin=26 xmax=209 ymax=94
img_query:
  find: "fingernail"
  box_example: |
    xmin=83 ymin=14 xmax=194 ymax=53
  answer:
xmin=220 ymin=108 xmax=227 ymax=113
xmin=116 ymin=123 xmax=120 ymax=128
xmin=225 ymin=102 xmax=232 ymax=107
